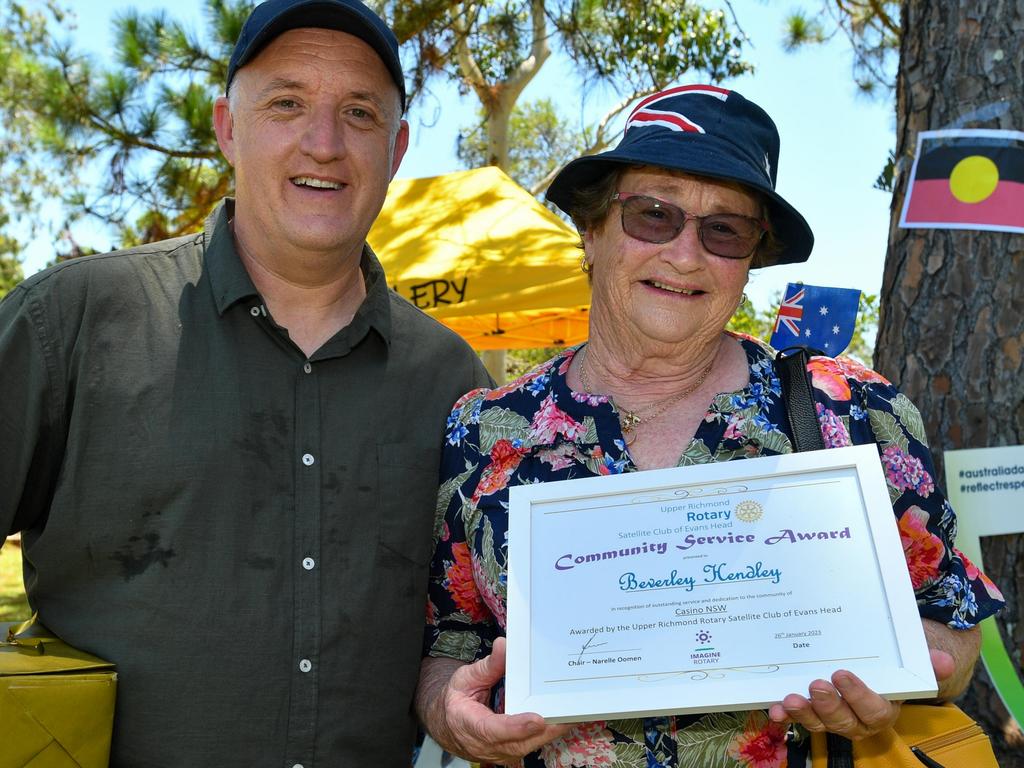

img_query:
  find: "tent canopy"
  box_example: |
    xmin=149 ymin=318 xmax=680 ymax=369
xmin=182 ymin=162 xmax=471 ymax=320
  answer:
xmin=368 ymin=166 xmax=591 ymax=350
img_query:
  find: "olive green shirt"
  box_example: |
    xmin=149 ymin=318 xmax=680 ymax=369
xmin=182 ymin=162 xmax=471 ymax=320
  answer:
xmin=0 ymin=200 xmax=490 ymax=767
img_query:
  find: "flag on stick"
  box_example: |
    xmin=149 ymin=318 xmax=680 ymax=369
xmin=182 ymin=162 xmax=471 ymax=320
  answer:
xmin=769 ymin=283 xmax=861 ymax=356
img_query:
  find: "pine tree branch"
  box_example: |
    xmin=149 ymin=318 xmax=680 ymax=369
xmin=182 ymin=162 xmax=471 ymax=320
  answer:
xmin=58 ymin=57 xmax=218 ymax=161
xmin=865 ymin=0 xmax=899 ymax=36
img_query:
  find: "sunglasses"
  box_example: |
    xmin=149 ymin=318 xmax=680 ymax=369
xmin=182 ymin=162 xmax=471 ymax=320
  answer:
xmin=611 ymin=193 xmax=768 ymax=259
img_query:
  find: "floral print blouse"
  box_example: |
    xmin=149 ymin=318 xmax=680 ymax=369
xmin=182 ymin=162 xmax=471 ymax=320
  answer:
xmin=425 ymin=334 xmax=1004 ymax=768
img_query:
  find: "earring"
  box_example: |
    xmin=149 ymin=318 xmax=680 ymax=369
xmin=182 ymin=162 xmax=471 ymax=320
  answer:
xmin=740 ymin=292 xmax=749 ymax=305
xmin=580 ymin=254 xmax=591 ymax=274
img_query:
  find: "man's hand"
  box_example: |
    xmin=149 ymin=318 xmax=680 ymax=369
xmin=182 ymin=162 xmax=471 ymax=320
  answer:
xmin=416 ymin=637 xmax=572 ymax=763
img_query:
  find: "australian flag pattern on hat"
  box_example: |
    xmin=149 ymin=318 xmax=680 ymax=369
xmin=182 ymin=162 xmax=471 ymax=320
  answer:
xmin=625 ymin=84 xmax=730 ymax=134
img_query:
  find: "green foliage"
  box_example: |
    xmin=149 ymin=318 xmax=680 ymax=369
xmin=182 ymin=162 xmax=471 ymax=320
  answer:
xmin=0 ymin=0 xmax=66 ymax=261
xmin=0 ymin=539 xmax=31 ymax=622
xmin=846 ymin=290 xmax=878 ymax=364
xmin=506 ymin=346 xmax=561 ymax=380
xmin=0 ymin=0 xmax=247 ymax=256
xmin=873 ymin=149 xmax=896 ymax=192
xmin=726 ymin=294 xmax=775 ymax=339
xmin=0 ymin=254 xmax=24 ymax=299
xmin=457 ymin=99 xmax=587 ymax=191
xmin=782 ymin=9 xmax=826 ymax=51
xmin=783 ymin=1 xmax=900 ymax=96
xmin=555 ymin=0 xmax=750 ymax=90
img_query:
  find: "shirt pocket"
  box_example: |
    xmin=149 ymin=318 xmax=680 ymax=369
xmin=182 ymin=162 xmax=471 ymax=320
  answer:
xmin=376 ymin=442 xmax=442 ymax=565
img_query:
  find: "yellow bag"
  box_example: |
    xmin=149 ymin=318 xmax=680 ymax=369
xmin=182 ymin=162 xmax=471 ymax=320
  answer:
xmin=0 ymin=615 xmax=117 ymax=768
xmin=809 ymin=703 xmax=999 ymax=768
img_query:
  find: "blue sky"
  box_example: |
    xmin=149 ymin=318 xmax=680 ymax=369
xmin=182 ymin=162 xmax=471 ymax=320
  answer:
xmin=25 ymin=0 xmax=897 ymax=311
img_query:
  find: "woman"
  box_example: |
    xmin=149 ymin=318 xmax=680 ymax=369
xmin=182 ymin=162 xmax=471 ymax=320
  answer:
xmin=416 ymin=85 xmax=1004 ymax=767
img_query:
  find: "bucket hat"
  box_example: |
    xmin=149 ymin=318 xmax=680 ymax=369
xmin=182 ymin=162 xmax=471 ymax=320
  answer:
xmin=546 ymin=84 xmax=813 ymax=264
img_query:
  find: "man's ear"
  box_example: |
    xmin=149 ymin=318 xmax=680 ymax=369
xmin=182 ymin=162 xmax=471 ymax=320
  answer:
xmin=389 ymin=119 xmax=410 ymax=179
xmin=213 ymin=96 xmax=236 ymax=167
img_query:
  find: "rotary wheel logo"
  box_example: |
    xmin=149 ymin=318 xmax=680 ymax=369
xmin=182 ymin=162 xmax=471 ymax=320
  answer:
xmin=735 ymin=499 xmax=763 ymax=523
xmin=695 ymin=630 xmax=713 ymax=644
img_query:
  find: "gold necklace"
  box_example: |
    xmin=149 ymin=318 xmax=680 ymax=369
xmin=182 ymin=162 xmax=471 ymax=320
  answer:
xmin=577 ymin=346 xmax=714 ymax=444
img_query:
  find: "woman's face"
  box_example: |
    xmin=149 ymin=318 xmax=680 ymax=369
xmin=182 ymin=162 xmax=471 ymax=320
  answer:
xmin=584 ymin=167 xmax=759 ymax=349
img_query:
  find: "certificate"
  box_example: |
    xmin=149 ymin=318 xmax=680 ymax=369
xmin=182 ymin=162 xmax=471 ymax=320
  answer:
xmin=505 ymin=444 xmax=937 ymax=722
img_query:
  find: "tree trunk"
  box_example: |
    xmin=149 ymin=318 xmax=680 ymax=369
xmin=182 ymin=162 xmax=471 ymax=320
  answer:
xmin=877 ymin=2 xmax=1024 ymax=764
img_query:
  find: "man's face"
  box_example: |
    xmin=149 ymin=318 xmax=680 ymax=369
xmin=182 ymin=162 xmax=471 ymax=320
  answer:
xmin=214 ymin=27 xmax=408 ymax=263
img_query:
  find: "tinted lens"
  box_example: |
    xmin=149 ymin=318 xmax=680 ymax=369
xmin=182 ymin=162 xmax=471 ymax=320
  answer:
xmin=700 ymin=215 xmax=764 ymax=258
xmin=620 ymin=196 xmax=684 ymax=243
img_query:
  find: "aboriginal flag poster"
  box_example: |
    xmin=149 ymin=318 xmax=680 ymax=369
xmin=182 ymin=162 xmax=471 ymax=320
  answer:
xmin=899 ymin=128 xmax=1024 ymax=234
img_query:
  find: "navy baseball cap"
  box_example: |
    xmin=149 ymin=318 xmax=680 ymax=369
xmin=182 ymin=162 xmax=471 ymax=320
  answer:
xmin=227 ymin=0 xmax=406 ymax=111
xmin=546 ymin=84 xmax=813 ymax=265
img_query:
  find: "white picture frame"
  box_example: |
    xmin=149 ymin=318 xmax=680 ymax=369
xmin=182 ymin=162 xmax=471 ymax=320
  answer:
xmin=506 ymin=445 xmax=936 ymax=722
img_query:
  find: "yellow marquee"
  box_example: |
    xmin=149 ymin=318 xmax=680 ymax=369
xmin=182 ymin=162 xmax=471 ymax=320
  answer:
xmin=368 ymin=166 xmax=591 ymax=350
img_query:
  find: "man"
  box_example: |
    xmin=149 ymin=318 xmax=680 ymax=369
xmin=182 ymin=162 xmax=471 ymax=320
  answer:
xmin=0 ymin=0 xmax=489 ymax=764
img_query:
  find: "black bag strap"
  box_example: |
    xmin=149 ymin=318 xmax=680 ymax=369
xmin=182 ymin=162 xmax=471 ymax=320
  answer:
xmin=775 ymin=346 xmax=825 ymax=452
xmin=777 ymin=347 xmax=853 ymax=768
xmin=826 ymin=732 xmax=855 ymax=768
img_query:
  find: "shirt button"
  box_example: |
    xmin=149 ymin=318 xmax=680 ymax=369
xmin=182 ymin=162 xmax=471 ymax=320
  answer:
xmin=301 ymin=453 xmax=315 ymax=466
xmin=303 ymin=362 xmax=312 ymax=374
xmin=292 ymin=764 xmax=304 ymax=768
xmin=302 ymin=557 xmax=315 ymax=570
xmin=299 ymin=659 xmax=312 ymax=673
xmin=249 ymin=306 xmax=260 ymax=317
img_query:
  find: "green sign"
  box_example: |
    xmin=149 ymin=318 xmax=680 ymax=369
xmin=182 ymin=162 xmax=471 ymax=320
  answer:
xmin=944 ymin=444 xmax=1024 ymax=727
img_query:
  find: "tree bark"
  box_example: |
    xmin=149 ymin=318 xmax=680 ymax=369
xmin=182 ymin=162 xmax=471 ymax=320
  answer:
xmin=877 ymin=2 xmax=1024 ymax=764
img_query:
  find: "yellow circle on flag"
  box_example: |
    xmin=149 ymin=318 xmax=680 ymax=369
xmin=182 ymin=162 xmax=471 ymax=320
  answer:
xmin=948 ymin=155 xmax=999 ymax=203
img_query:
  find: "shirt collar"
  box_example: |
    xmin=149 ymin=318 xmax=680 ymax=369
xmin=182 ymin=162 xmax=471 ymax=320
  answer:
xmin=202 ymin=198 xmax=393 ymax=347
xmin=204 ymin=199 xmax=258 ymax=316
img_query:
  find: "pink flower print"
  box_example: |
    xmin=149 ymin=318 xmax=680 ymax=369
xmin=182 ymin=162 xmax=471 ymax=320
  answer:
xmin=445 ymin=542 xmax=491 ymax=623
xmin=727 ymin=712 xmax=788 ymax=768
xmin=880 ymin=444 xmax=934 ymax=497
xmin=816 ymin=403 xmax=852 ymax=448
xmin=571 ymin=390 xmax=608 ymax=406
xmin=557 ymin=349 xmax=578 ymax=376
xmin=723 ymin=412 xmax=746 ymax=441
xmin=472 ymin=554 xmax=507 ymax=629
xmin=538 ymin=443 xmax=578 ymax=471
xmin=808 ymin=358 xmax=852 ymax=401
xmin=835 ymin=356 xmax=890 ymax=386
xmin=539 ymin=721 xmax=616 ymax=767
xmin=530 ymin=393 xmax=585 ymax=444
xmin=474 ymin=439 xmax=528 ymax=502
xmin=961 ymin=550 xmax=1005 ymax=602
xmin=898 ymin=505 xmax=945 ymax=590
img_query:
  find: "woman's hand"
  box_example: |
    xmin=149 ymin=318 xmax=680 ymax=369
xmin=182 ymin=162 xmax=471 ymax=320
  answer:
xmin=767 ymin=619 xmax=981 ymax=739
xmin=416 ymin=637 xmax=572 ymax=763
xmin=767 ymin=670 xmax=902 ymax=740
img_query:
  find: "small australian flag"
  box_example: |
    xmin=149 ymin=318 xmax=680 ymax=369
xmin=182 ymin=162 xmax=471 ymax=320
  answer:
xmin=769 ymin=283 xmax=861 ymax=356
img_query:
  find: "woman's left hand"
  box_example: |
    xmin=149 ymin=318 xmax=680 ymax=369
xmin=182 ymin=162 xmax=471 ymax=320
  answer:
xmin=767 ymin=670 xmax=902 ymax=740
xmin=768 ymin=618 xmax=980 ymax=739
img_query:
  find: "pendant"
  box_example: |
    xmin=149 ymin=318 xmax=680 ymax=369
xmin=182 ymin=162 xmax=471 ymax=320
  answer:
xmin=620 ymin=410 xmax=642 ymax=431
xmin=620 ymin=410 xmax=641 ymax=445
